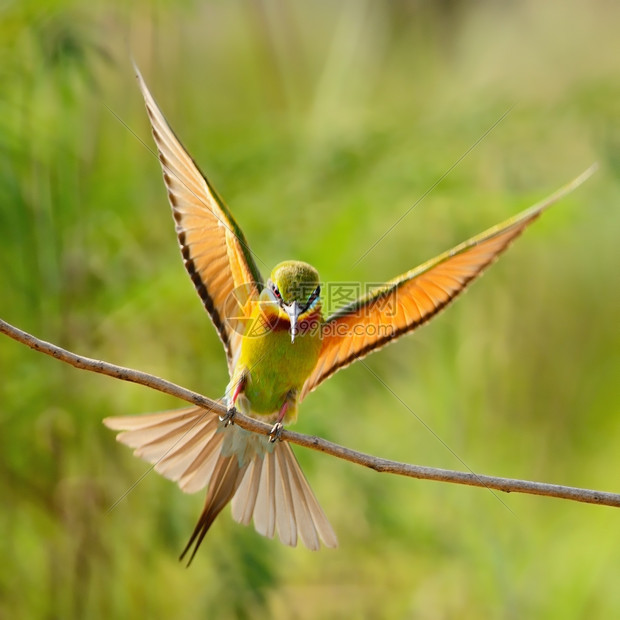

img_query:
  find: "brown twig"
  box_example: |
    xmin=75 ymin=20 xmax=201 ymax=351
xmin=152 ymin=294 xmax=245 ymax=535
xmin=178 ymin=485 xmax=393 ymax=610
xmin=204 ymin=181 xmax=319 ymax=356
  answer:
xmin=2 ymin=316 xmax=619 ymax=509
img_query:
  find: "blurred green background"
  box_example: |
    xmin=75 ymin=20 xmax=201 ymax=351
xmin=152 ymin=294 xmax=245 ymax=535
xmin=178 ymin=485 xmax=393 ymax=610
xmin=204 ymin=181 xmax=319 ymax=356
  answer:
xmin=1 ymin=0 xmax=619 ymax=617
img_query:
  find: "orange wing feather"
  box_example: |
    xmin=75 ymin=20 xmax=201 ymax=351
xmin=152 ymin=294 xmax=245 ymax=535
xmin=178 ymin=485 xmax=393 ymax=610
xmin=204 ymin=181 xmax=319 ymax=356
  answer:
xmin=135 ymin=67 xmax=263 ymax=375
xmin=300 ymin=167 xmax=596 ymax=400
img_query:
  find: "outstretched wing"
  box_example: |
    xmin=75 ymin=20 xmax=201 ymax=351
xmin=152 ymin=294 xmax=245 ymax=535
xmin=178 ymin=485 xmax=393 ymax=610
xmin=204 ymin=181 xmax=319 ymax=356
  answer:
xmin=135 ymin=66 xmax=263 ymax=375
xmin=300 ymin=167 xmax=596 ymax=400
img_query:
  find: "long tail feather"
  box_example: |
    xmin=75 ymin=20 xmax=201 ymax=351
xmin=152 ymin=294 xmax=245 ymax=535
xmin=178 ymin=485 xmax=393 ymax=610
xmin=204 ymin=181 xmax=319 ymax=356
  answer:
xmin=180 ymin=452 xmax=248 ymax=565
xmin=251 ymin=448 xmax=277 ymax=539
xmin=231 ymin=456 xmax=263 ymax=526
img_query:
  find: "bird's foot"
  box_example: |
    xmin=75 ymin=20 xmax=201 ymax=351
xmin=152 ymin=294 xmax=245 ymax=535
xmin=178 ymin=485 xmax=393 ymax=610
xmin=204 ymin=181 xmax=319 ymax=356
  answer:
xmin=219 ymin=406 xmax=236 ymax=427
xmin=269 ymin=422 xmax=283 ymax=443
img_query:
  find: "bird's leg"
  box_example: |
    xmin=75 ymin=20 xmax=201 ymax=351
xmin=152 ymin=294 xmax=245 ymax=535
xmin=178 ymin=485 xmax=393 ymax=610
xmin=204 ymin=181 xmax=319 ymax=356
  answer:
xmin=220 ymin=376 xmax=246 ymax=426
xmin=269 ymin=398 xmax=290 ymax=443
xmin=219 ymin=408 xmax=235 ymax=426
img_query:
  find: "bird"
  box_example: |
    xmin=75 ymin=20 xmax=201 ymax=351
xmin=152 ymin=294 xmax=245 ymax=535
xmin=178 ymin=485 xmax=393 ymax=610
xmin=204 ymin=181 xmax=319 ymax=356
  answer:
xmin=103 ymin=67 xmax=595 ymax=564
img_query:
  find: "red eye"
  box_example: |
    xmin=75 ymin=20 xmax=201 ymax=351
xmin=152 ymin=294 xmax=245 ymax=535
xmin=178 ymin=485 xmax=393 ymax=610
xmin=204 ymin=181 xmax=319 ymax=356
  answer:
xmin=273 ymin=286 xmax=281 ymax=299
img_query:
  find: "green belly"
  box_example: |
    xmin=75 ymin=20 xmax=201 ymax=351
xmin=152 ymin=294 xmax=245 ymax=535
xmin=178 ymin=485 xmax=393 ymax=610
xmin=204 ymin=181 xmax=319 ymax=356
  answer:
xmin=238 ymin=323 xmax=322 ymax=416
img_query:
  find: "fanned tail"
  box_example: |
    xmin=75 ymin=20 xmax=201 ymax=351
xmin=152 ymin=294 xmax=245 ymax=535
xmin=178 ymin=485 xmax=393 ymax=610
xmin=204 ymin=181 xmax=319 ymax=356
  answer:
xmin=231 ymin=436 xmax=338 ymax=551
xmin=103 ymin=406 xmax=225 ymax=493
xmin=103 ymin=407 xmax=337 ymax=560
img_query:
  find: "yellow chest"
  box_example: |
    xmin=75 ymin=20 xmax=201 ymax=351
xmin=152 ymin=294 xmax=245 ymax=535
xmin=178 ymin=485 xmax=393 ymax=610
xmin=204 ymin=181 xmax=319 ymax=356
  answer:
xmin=234 ymin=306 xmax=323 ymax=417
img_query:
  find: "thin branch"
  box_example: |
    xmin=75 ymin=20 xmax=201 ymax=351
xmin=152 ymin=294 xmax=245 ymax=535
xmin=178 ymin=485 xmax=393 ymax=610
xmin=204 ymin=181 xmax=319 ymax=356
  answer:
xmin=2 ymin=317 xmax=619 ymax=509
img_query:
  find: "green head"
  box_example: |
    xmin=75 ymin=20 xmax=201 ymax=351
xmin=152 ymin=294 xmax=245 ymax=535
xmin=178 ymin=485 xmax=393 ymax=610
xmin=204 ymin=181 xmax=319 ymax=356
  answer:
xmin=266 ymin=261 xmax=321 ymax=343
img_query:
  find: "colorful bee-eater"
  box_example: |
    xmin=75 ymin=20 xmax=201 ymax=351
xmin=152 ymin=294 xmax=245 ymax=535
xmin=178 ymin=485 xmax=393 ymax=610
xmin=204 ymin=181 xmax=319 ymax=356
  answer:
xmin=104 ymin=68 xmax=594 ymax=563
